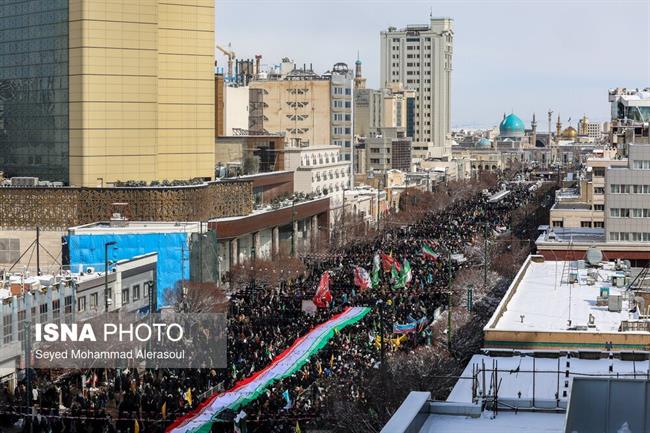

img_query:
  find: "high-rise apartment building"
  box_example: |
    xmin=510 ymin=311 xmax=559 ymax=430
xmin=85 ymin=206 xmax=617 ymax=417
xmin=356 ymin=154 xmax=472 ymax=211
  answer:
xmin=329 ymin=63 xmax=353 ymax=161
xmin=605 ymin=144 xmax=650 ymax=243
xmin=380 ymin=17 xmax=453 ymax=150
xmin=0 ymin=0 xmax=215 ymax=186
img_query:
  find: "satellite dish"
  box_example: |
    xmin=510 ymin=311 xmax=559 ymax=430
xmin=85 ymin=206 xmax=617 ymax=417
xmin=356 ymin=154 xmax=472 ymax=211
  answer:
xmin=586 ymin=247 xmax=603 ymax=266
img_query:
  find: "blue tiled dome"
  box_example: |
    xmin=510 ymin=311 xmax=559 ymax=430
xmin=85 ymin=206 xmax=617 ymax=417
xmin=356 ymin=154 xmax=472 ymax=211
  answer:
xmin=476 ymin=138 xmax=492 ymax=147
xmin=499 ymin=114 xmax=526 ymax=138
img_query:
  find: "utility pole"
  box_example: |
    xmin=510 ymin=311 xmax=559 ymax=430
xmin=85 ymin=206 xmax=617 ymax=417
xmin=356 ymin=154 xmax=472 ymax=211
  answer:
xmin=291 ymin=199 xmax=296 ymax=257
xmin=484 ymin=222 xmax=488 ymax=290
xmin=104 ymin=241 xmax=117 ymax=313
xmin=24 ymin=295 xmax=33 ymax=433
xmin=341 ymin=192 xmax=346 ymax=246
xmin=377 ymin=299 xmax=385 ymax=391
xmin=35 ymin=227 xmax=40 ymax=276
xmin=447 ymin=251 xmax=452 ymax=351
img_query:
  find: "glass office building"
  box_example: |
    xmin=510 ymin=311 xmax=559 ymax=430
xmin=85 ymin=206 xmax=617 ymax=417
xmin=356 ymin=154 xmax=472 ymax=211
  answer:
xmin=0 ymin=0 xmax=69 ymax=182
xmin=0 ymin=0 xmax=215 ymax=186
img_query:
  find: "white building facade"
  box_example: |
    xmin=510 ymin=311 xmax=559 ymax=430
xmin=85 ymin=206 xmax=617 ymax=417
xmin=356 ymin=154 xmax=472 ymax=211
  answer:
xmin=284 ymin=145 xmax=351 ymax=195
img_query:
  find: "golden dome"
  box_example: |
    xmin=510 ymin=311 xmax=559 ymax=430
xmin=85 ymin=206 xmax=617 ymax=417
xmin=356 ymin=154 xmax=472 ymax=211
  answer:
xmin=561 ymin=126 xmax=577 ymax=139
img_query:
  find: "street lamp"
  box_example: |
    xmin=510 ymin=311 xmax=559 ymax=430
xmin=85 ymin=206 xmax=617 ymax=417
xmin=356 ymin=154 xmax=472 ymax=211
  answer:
xmin=376 ymin=299 xmax=386 ymax=389
xmin=104 ymin=241 xmax=117 ymax=313
xmin=291 ymin=198 xmax=297 ymax=257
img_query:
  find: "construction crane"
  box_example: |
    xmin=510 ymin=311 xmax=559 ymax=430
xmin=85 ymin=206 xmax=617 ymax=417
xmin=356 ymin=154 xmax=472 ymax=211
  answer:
xmin=216 ymin=43 xmax=235 ymax=80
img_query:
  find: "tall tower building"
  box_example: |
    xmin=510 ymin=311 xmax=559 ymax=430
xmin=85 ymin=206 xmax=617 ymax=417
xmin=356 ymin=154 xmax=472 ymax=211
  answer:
xmin=0 ymin=0 xmax=215 ymax=186
xmin=380 ymin=17 xmax=453 ymax=150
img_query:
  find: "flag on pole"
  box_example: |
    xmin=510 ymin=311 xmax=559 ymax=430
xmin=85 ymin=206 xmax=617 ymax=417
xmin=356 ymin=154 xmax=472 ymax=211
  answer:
xmin=403 ymin=259 xmax=412 ymax=284
xmin=282 ymin=389 xmax=293 ymax=409
xmin=372 ymin=253 xmax=381 ymax=287
xmin=353 ymin=266 xmax=372 ymax=290
xmin=162 ymin=401 xmax=167 ymax=420
xmin=393 ymin=322 xmax=417 ymax=334
xmin=422 ymin=243 xmax=440 ymax=260
xmin=184 ymin=388 xmax=192 ymax=406
xmin=295 ymin=421 xmax=302 ymax=433
xmin=391 ymin=263 xmax=400 ymax=286
xmin=380 ymin=252 xmax=400 ymax=273
xmin=313 ymin=271 xmax=332 ymax=308
xmin=134 ymin=420 xmax=140 ymax=433
xmin=393 ymin=259 xmax=411 ymax=289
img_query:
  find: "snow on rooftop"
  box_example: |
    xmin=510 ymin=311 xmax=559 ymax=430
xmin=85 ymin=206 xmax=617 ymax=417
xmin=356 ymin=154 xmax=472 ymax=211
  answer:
xmin=420 ymin=412 xmax=565 ymax=433
xmin=492 ymin=260 xmax=631 ymax=333
xmin=448 ymin=354 xmax=650 ymax=405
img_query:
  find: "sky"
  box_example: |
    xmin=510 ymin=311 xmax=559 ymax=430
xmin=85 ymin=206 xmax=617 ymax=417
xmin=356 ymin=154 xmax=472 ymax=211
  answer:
xmin=216 ymin=0 xmax=650 ymax=129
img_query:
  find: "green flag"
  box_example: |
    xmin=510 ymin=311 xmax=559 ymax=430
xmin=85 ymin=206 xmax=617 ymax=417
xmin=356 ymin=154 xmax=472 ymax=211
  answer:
xmin=371 ymin=253 xmax=381 ymax=288
xmin=393 ymin=259 xmax=411 ymax=289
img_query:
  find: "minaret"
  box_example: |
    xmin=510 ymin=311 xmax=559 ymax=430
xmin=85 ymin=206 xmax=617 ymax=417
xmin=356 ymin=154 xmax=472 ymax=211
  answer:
xmin=354 ymin=52 xmax=366 ymax=89
xmin=531 ymin=113 xmax=537 ymax=147
xmin=556 ymin=113 xmax=562 ymax=139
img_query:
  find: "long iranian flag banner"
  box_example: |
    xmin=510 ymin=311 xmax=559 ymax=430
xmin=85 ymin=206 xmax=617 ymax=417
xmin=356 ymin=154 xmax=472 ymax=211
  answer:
xmin=166 ymin=306 xmax=371 ymax=433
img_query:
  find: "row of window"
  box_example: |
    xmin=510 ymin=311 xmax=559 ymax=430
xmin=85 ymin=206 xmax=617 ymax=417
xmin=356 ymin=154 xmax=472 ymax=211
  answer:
xmin=610 ymin=184 xmax=650 ymax=194
xmin=551 ymin=221 xmax=604 ymax=228
xmin=3 ymin=296 xmax=73 ymax=344
xmin=609 ymin=232 xmax=650 ymax=242
xmin=77 ymin=284 xmax=146 ymax=313
xmin=333 ymin=127 xmax=351 ymax=135
xmin=632 ymin=160 xmax=650 ymax=170
xmin=609 ymin=208 xmax=650 ymax=218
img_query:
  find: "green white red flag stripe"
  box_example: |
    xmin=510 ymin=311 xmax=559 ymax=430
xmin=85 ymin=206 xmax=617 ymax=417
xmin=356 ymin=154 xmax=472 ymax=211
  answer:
xmin=166 ymin=306 xmax=371 ymax=433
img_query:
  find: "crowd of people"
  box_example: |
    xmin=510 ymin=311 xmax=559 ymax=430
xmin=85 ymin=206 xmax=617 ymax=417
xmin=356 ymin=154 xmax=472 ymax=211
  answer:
xmin=1 ymin=178 xmax=542 ymax=433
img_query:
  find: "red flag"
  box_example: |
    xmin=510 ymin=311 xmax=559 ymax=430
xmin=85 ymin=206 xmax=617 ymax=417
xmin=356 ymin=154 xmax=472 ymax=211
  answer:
xmin=313 ymin=272 xmax=332 ymax=308
xmin=380 ymin=252 xmax=400 ymax=273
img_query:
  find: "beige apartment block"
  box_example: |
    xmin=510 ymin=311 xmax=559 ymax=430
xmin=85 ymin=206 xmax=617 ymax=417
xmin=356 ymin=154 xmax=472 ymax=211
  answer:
xmin=68 ymin=0 xmax=215 ymax=186
xmin=249 ymin=79 xmax=331 ymax=146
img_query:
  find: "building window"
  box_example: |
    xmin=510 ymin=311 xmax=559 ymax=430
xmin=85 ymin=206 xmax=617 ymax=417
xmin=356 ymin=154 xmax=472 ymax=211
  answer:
xmin=593 ymin=167 xmax=605 ymax=177
xmin=133 ymin=284 xmax=140 ymax=302
xmin=39 ymin=304 xmax=48 ymax=322
xmin=17 ymin=311 xmax=25 ymax=342
xmin=52 ymin=300 xmax=60 ymax=321
xmin=594 ymin=187 xmax=604 ymax=194
xmin=610 ymin=232 xmax=619 ymax=241
xmin=90 ymin=293 xmax=98 ymax=309
xmin=594 ymin=204 xmax=604 ymax=211
xmin=610 ymin=208 xmax=620 ymax=218
xmin=581 ymin=221 xmax=592 ymax=228
xmin=552 ymin=220 xmax=563 ymax=227
xmin=594 ymin=221 xmax=604 ymax=228
xmin=122 ymin=289 xmax=130 ymax=305
xmin=77 ymin=296 xmax=86 ymax=313
xmin=3 ymin=315 xmax=12 ymax=344
xmin=65 ymin=296 xmax=73 ymax=316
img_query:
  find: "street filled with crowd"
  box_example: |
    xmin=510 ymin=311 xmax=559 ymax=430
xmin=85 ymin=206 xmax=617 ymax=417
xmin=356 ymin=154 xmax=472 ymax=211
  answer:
xmin=0 ymin=177 xmax=546 ymax=433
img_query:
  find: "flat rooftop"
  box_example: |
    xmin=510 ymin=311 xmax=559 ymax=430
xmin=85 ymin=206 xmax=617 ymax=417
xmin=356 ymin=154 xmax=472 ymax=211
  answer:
xmin=536 ymin=227 xmax=606 ymax=245
xmin=488 ymin=258 xmax=631 ymax=333
xmin=68 ymin=221 xmax=201 ymax=234
xmin=448 ymin=353 xmax=648 ymax=404
xmin=552 ymin=202 xmax=592 ymax=211
xmin=382 ymin=353 xmax=649 ymax=433
xmin=419 ymin=412 xmax=565 ymax=433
